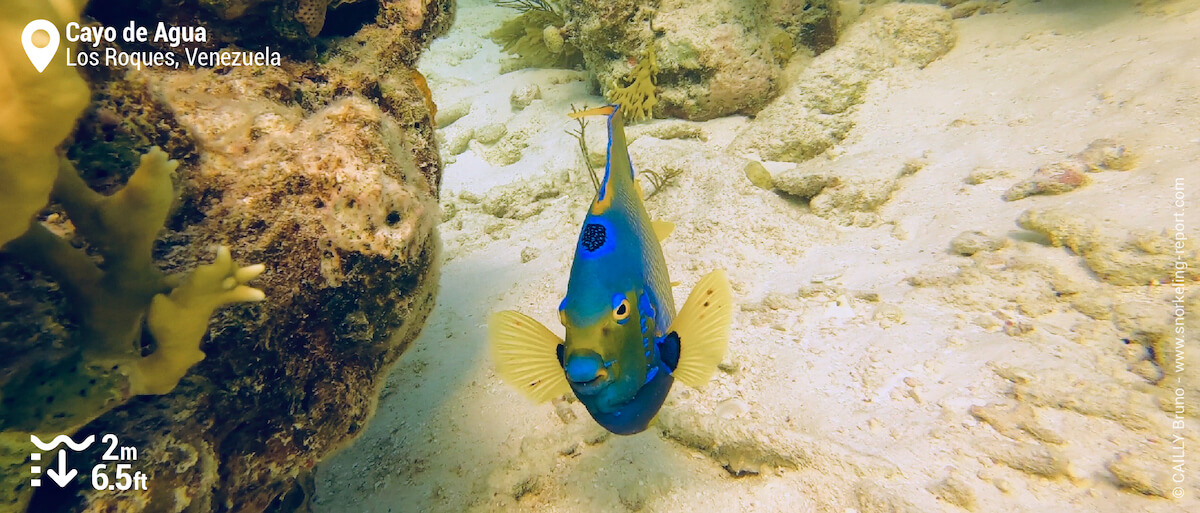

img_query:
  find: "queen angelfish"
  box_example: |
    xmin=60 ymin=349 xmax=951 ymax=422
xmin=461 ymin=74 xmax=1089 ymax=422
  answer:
xmin=488 ymin=104 xmax=733 ymax=435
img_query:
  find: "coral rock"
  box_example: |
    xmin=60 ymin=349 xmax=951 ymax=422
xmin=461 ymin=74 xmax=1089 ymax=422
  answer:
xmin=733 ymin=3 xmax=956 ymax=162
xmin=1018 ymin=208 xmax=1200 ymax=286
xmin=566 ymin=0 xmax=841 ymax=121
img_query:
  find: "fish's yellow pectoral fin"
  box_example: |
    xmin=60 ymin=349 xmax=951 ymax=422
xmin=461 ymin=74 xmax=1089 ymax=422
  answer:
xmin=489 ymin=310 xmax=571 ymax=403
xmin=668 ymin=270 xmax=733 ymax=389
xmin=651 ymin=220 xmax=675 ymax=242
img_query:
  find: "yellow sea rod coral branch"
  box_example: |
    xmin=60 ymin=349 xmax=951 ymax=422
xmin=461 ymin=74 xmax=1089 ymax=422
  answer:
xmin=56 ymin=147 xmax=176 ymax=273
xmin=606 ymin=45 xmax=659 ymax=122
xmin=134 ymin=246 xmax=266 ymax=395
xmin=0 ymin=0 xmax=90 ymax=247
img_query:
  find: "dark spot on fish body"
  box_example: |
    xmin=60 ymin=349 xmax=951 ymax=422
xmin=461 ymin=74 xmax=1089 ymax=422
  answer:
xmin=660 ymin=332 xmax=681 ymax=371
xmin=581 ymin=223 xmax=607 ymax=252
xmin=386 ymin=211 xmax=401 ymax=225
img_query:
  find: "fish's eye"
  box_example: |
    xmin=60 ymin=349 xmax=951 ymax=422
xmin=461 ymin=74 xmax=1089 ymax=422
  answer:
xmin=612 ymin=293 xmax=631 ymax=324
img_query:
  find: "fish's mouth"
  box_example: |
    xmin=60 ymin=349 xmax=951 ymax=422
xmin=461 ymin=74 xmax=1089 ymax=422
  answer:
xmin=568 ymin=368 xmax=609 ymax=395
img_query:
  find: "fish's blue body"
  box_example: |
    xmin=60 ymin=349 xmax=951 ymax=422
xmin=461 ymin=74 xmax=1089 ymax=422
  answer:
xmin=489 ymin=105 xmax=730 ymax=436
xmin=558 ymin=105 xmax=677 ymax=435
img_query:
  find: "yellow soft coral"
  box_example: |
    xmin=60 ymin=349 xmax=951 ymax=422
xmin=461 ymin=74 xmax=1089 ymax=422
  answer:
xmin=489 ymin=9 xmax=583 ymax=71
xmin=606 ymin=45 xmax=659 ymax=123
xmin=0 ymin=0 xmax=91 ymax=247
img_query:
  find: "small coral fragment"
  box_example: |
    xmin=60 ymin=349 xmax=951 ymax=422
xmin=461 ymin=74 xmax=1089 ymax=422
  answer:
xmin=950 ymin=231 xmax=1006 ymax=256
xmin=1005 ymin=139 xmax=1136 ymax=201
xmin=982 ymin=439 xmax=1069 ymax=478
xmin=606 ymin=45 xmax=659 ymax=122
xmin=928 ymin=474 xmax=978 ymax=511
xmin=510 ymin=83 xmax=542 ymax=110
xmin=774 ymin=166 xmax=840 ymax=199
xmin=743 ymin=161 xmax=775 ymax=190
xmin=1004 ymin=160 xmax=1090 ymax=201
xmin=1108 ymin=449 xmax=1175 ymax=498
xmin=1074 ymin=138 xmax=1137 ymax=171
xmin=964 ymin=166 xmax=1013 ymax=184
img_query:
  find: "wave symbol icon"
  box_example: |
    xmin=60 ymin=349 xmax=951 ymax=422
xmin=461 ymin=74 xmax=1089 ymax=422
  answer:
xmin=30 ymin=434 xmax=95 ymax=451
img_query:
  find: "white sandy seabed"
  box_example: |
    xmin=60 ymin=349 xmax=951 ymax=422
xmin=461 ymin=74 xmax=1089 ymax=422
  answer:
xmin=315 ymin=1 xmax=1200 ymax=512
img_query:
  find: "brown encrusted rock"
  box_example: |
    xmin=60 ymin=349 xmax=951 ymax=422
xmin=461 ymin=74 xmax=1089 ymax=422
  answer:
xmin=10 ymin=2 xmax=449 ymax=512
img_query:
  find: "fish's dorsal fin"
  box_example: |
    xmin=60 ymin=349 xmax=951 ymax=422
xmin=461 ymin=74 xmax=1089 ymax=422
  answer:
xmin=569 ymin=105 xmax=633 ymax=215
xmin=667 ymin=270 xmax=733 ymax=388
xmin=652 ymin=220 xmax=674 ymax=242
xmin=489 ymin=310 xmax=571 ymax=402
xmin=568 ymin=105 xmax=617 ymax=119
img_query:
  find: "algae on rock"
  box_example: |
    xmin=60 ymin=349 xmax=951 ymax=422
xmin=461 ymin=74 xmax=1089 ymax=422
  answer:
xmin=48 ymin=12 xmax=447 ymax=507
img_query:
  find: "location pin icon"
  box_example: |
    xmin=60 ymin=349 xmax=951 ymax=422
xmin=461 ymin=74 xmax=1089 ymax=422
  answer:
xmin=22 ymin=19 xmax=60 ymax=73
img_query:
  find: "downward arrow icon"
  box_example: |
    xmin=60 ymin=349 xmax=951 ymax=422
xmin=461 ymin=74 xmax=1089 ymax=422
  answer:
xmin=45 ymin=449 xmax=76 ymax=487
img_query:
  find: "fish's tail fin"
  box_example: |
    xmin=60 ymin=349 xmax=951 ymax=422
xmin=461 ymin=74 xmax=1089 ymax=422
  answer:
xmin=668 ymin=270 xmax=733 ymax=388
xmin=489 ymin=310 xmax=571 ymax=403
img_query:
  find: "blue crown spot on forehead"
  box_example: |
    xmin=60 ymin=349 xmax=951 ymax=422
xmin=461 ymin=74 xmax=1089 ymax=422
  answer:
xmin=581 ymin=223 xmax=606 ymax=251
xmin=578 ymin=216 xmax=616 ymax=259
